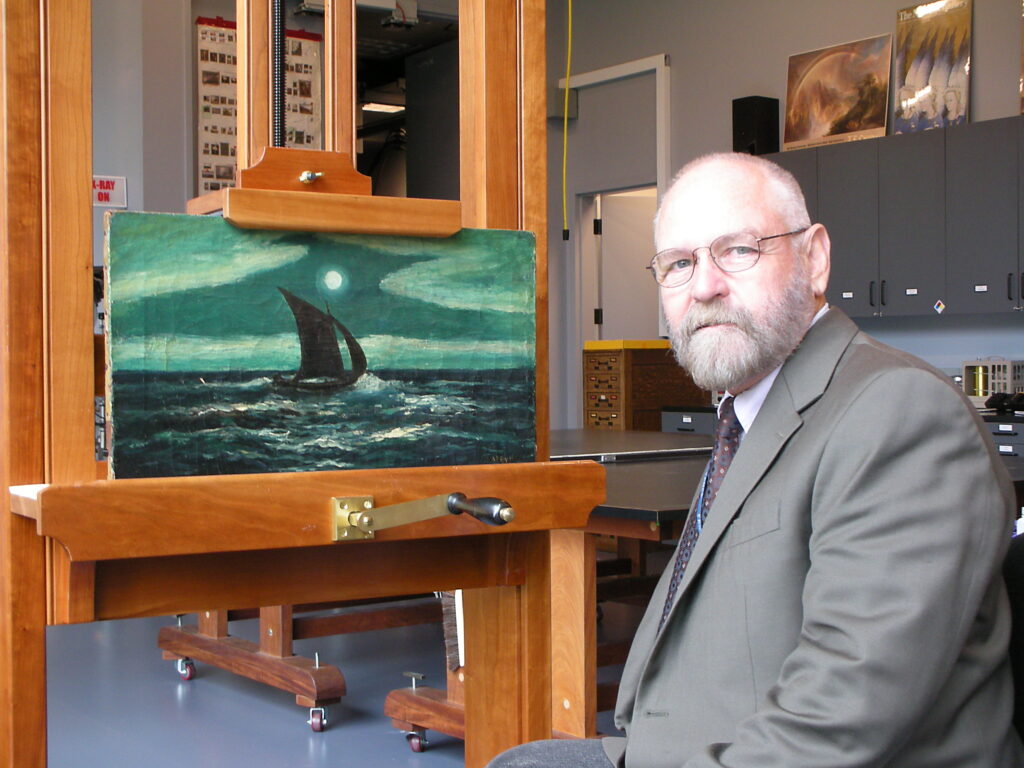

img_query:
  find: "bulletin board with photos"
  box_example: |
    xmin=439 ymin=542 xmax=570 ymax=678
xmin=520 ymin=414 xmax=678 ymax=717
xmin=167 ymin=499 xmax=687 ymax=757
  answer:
xmin=195 ymin=16 xmax=323 ymax=195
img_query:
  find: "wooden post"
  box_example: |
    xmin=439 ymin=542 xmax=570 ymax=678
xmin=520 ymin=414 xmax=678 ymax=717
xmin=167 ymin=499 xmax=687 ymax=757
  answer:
xmin=323 ymin=0 xmax=356 ymax=156
xmin=237 ymin=0 xmax=271 ymax=170
xmin=550 ymin=529 xmax=597 ymax=737
xmin=44 ymin=0 xmax=97 ymax=626
xmin=1 ymin=1 xmax=52 ymax=765
xmin=458 ymin=1 xmax=556 ymax=761
xmin=260 ymin=605 xmax=295 ymax=657
xmin=463 ymin=531 xmax=554 ymax=766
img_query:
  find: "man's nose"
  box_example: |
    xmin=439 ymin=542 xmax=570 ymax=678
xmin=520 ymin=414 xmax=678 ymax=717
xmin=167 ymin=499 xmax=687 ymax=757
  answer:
xmin=688 ymin=253 xmax=729 ymax=302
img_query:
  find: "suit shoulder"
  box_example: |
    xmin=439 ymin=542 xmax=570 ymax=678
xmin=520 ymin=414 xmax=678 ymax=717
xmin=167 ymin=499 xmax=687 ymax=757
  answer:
xmin=833 ymin=331 xmax=964 ymax=402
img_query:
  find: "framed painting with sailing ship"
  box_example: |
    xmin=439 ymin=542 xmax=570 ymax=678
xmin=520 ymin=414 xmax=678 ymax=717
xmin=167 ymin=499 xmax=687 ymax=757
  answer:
xmin=103 ymin=212 xmax=537 ymax=479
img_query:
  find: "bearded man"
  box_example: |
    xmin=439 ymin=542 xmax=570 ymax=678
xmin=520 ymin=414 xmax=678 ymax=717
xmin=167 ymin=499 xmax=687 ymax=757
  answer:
xmin=489 ymin=153 xmax=1022 ymax=767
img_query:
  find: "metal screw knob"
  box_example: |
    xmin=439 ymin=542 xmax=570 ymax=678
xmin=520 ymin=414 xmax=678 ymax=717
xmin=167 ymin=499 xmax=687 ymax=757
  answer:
xmin=299 ymin=170 xmax=324 ymax=184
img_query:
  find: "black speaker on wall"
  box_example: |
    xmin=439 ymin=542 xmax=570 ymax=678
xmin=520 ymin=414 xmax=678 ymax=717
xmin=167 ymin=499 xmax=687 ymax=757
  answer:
xmin=732 ymin=96 xmax=779 ymax=155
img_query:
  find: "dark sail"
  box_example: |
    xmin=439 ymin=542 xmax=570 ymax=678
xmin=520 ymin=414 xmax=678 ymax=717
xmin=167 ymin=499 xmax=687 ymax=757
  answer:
xmin=276 ymin=287 xmax=367 ymax=389
xmin=333 ymin=316 xmax=368 ymax=377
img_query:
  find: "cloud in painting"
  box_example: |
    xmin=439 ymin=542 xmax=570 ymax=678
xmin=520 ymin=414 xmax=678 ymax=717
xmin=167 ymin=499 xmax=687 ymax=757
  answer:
xmin=113 ymin=244 xmax=308 ymax=301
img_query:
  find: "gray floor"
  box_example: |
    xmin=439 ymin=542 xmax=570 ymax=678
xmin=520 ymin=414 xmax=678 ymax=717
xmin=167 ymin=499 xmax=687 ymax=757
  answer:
xmin=46 ymin=599 xmax=640 ymax=767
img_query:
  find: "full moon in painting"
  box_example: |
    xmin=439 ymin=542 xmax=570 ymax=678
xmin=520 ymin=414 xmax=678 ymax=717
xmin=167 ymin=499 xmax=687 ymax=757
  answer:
xmin=323 ymin=270 xmax=344 ymax=290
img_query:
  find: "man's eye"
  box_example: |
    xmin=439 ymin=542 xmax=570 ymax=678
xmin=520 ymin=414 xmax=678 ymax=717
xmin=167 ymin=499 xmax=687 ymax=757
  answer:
xmin=668 ymin=257 xmax=693 ymax=272
xmin=722 ymin=245 xmax=756 ymax=258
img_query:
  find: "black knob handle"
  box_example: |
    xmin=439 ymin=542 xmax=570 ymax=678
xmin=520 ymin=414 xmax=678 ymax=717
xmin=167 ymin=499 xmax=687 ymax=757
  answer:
xmin=447 ymin=493 xmax=515 ymax=525
xmin=869 ymin=280 xmax=876 ymax=307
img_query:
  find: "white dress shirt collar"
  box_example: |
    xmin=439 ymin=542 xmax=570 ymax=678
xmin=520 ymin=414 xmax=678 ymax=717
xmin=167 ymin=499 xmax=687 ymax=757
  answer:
xmin=721 ymin=303 xmax=829 ymax=433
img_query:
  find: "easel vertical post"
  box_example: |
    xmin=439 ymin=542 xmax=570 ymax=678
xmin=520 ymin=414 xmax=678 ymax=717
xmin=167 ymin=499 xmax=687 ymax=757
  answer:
xmin=459 ymin=0 xmax=520 ymax=231
xmin=463 ymin=532 xmax=553 ymax=767
xmin=459 ymin=0 xmax=558 ymax=759
xmin=323 ymin=0 xmax=356 ymax=156
xmin=550 ymin=529 xmax=597 ymax=737
xmin=237 ymin=0 xmax=271 ymax=169
xmin=0 ymin=0 xmax=50 ymax=765
xmin=521 ymin=0 xmax=550 ymax=462
xmin=44 ymin=0 xmax=96 ymax=625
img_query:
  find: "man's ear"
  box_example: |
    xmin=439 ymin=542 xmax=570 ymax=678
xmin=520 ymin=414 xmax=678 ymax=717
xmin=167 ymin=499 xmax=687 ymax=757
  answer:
xmin=804 ymin=223 xmax=831 ymax=298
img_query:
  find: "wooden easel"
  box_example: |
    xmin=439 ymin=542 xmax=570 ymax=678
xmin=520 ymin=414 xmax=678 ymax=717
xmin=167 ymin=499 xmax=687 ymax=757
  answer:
xmin=1 ymin=1 xmax=612 ymax=766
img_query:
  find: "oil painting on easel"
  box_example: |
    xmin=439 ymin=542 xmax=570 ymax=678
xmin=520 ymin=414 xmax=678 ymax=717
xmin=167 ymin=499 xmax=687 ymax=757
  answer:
xmin=104 ymin=213 xmax=536 ymax=478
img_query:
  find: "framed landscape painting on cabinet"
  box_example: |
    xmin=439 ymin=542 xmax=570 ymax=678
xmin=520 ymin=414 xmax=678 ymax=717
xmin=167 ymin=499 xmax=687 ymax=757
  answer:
xmin=783 ymin=34 xmax=892 ymax=150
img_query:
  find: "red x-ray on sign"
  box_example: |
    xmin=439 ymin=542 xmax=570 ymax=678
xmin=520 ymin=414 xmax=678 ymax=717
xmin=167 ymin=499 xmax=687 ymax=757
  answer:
xmin=92 ymin=176 xmax=127 ymax=208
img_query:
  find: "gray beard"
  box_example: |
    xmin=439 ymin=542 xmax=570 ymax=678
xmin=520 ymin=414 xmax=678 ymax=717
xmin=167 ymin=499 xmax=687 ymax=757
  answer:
xmin=667 ymin=270 xmax=816 ymax=392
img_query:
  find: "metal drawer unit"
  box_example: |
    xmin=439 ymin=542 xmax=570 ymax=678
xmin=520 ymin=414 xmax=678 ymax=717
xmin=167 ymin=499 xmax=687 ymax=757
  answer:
xmin=661 ymin=408 xmax=717 ymax=435
xmin=984 ymin=418 xmax=1024 ymax=457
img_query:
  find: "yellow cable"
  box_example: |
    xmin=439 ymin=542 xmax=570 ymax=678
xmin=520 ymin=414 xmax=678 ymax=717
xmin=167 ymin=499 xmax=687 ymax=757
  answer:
xmin=561 ymin=0 xmax=573 ymax=238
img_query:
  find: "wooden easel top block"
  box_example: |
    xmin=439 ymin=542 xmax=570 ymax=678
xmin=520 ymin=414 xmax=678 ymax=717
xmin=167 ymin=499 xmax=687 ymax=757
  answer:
xmin=238 ymin=146 xmax=372 ymax=195
xmin=187 ymin=147 xmax=462 ymax=237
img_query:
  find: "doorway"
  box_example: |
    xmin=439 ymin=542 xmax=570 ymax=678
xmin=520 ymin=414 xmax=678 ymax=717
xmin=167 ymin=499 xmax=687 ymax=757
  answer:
xmin=578 ymin=185 xmax=660 ymax=343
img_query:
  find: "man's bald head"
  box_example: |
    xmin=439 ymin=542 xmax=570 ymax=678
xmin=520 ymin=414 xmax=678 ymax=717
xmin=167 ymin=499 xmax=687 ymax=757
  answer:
xmin=655 ymin=153 xmax=811 ymax=248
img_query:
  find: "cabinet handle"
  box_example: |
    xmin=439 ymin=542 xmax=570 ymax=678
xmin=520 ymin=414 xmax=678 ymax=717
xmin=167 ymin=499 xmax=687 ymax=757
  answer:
xmin=869 ymin=281 xmax=876 ymax=307
xmin=1009 ymin=273 xmax=1015 ymax=301
xmin=880 ymin=280 xmax=887 ymax=306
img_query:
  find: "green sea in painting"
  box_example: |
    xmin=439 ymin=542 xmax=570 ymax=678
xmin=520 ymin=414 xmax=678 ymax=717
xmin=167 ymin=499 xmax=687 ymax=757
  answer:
xmin=105 ymin=213 xmax=536 ymax=478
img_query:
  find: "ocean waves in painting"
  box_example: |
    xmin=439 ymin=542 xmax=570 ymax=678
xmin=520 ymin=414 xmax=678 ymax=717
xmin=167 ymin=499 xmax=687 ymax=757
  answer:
xmin=109 ymin=369 xmax=536 ymax=478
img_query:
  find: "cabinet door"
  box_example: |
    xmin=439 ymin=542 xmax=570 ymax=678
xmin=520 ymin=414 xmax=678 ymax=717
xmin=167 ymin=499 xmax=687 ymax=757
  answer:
xmin=768 ymin=147 xmax=818 ymax=222
xmin=946 ymin=116 xmax=1018 ymax=313
xmin=1018 ymin=118 xmax=1024 ymax=305
xmin=819 ymin=139 xmax=880 ymax=317
xmin=878 ymin=128 xmax=945 ymax=316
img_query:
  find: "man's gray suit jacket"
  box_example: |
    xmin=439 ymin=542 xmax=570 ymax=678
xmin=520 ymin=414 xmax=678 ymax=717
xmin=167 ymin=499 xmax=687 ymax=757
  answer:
xmin=604 ymin=308 xmax=1023 ymax=767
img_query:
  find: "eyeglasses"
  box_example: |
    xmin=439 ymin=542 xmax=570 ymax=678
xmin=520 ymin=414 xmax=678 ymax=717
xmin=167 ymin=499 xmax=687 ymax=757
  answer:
xmin=647 ymin=227 xmax=809 ymax=288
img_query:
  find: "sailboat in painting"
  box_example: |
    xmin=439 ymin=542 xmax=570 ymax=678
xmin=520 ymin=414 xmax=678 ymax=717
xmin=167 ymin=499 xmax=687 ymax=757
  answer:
xmin=274 ymin=286 xmax=367 ymax=390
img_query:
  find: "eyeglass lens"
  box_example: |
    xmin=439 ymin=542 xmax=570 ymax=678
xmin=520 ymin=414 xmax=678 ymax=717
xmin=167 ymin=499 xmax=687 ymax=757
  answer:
xmin=651 ymin=232 xmax=761 ymax=286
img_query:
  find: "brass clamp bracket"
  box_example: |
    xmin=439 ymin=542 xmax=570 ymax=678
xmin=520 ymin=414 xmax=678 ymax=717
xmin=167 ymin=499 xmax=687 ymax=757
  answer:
xmin=332 ymin=492 xmax=515 ymax=541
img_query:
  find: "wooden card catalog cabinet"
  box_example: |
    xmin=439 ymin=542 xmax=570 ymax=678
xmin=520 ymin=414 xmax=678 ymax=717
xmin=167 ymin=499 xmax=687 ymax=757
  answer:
xmin=583 ymin=340 xmax=709 ymax=430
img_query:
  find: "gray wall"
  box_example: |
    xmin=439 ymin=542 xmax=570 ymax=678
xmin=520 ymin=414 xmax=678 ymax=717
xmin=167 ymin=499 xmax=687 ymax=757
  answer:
xmin=93 ymin=0 xmax=194 ymax=265
xmin=546 ymin=0 xmax=1024 ymax=428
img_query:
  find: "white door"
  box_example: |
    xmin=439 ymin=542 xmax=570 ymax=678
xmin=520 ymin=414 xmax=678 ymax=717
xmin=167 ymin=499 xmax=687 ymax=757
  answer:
xmin=596 ymin=187 xmax=660 ymax=340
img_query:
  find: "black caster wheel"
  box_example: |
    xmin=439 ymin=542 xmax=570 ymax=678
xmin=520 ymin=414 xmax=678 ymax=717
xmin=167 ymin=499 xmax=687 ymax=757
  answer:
xmin=176 ymin=659 xmax=196 ymax=681
xmin=308 ymin=708 xmax=327 ymax=732
xmin=406 ymin=731 xmax=427 ymax=752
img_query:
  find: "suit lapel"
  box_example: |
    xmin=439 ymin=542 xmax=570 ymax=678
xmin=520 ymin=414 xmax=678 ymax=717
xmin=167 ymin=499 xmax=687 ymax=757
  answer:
xmin=659 ymin=309 xmax=860 ymax=624
xmin=673 ymin=395 xmax=801 ymax=596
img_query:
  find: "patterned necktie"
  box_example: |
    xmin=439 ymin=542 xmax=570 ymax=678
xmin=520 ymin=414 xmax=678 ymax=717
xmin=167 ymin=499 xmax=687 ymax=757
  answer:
xmin=659 ymin=396 xmax=742 ymax=630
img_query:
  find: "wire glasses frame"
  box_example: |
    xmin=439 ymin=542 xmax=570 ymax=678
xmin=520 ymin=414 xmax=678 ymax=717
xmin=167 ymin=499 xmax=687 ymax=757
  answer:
xmin=647 ymin=227 xmax=809 ymax=288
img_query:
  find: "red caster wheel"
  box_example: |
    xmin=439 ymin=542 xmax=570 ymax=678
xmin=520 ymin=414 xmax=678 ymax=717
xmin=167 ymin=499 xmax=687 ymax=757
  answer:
xmin=406 ymin=731 xmax=427 ymax=752
xmin=176 ymin=658 xmax=196 ymax=681
xmin=308 ymin=708 xmax=327 ymax=732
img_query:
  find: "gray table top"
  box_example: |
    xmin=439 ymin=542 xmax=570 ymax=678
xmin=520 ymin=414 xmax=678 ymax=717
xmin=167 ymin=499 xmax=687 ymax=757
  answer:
xmin=549 ymin=428 xmax=712 ymax=462
xmin=549 ymin=430 xmax=1024 ymax=526
xmin=550 ymin=429 xmax=710 ymax=525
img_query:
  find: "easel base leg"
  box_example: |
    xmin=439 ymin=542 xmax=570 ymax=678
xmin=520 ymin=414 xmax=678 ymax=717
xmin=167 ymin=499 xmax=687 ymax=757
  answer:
xmin=158 ymin=625 xmax=345 ymax=713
